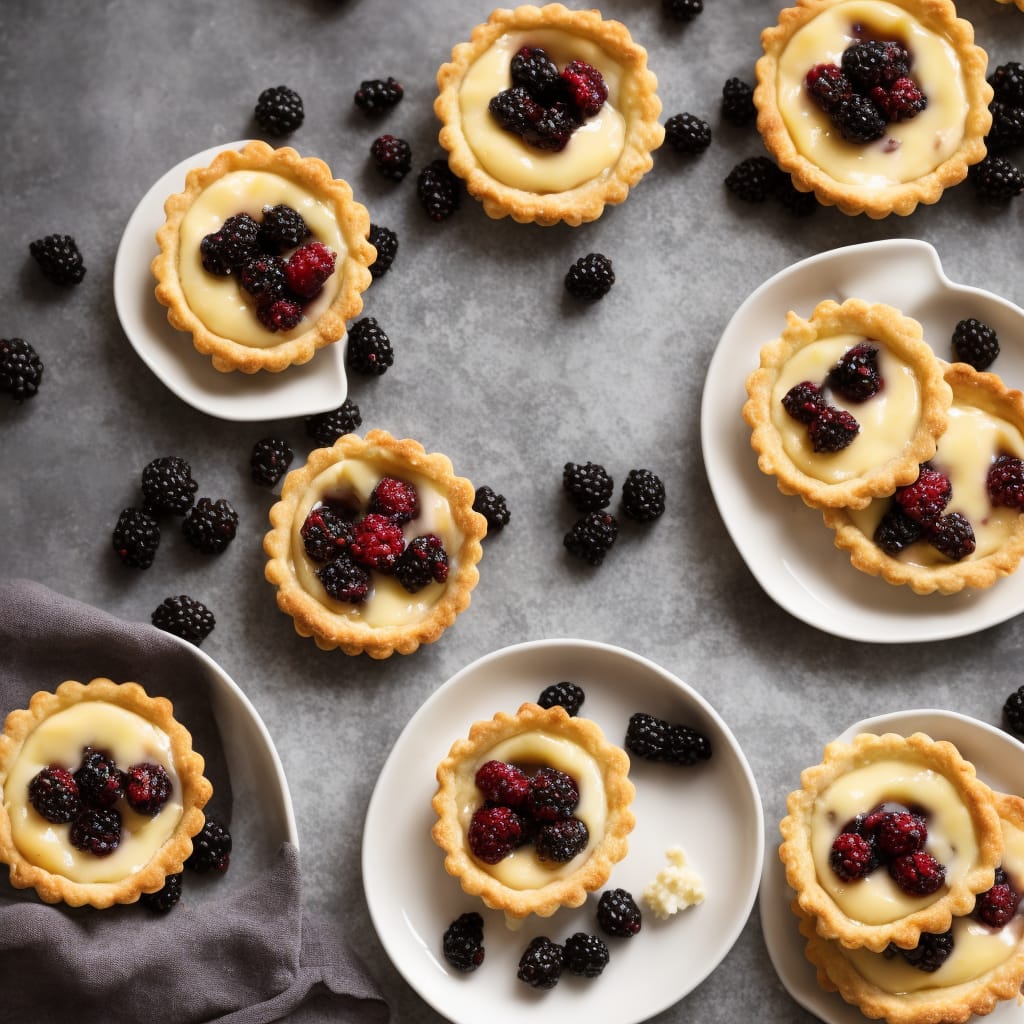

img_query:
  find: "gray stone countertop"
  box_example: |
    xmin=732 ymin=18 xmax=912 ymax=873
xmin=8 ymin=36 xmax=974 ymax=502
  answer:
xmin=2 ymin=0 xmax=1023 ymax=1020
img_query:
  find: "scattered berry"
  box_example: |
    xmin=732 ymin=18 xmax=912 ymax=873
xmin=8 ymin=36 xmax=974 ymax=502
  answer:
xmin=473 ymin=485 xmax=511 ymax=531
xmin=988 ymin=61 xmax=1024 ymax=105
xmin=284 ymin=241 xmax=336 ymax=299
xmin=830 ymin=831 xmax=876 ymax=882
xmin=304 ymin=398 xmax=362 ymax=447
xmin=725 ymin=156 xmax=784 ymax=202
xmin=29 ymin=233 xmax=85 ymax=286
xmin=889 ymin=850 xmax=946 ymax=896
xmin=394 ymin=534 xmax=449 ymax=592
xmin=1004 ymin=685 xmax=1024 ymax=735
xmin=417 ymin=159 xmax=461 ymax=220
xmin=988 ymin=101 xmax=1024 ymax=155
xmin=536 ymin=817 xmax=589 ymax=862
xmin=597 ymin=888 xmax=642 ymax=937
xmin=893 ymin=929 xmax=955 ymax=972
xmin=988 ymin=455 xmax=1024 ymax=508
xmin=537 ymin=681 xmax=585 ymax=716
xmin=776 ymin=179 xmax=820 ymax=217
xmin=250 ymin=436 xmax=293 ymax=487
xmin=951 ymin=317 xmax=1000 ymax=370
xmin=367 ymin=223 xmax=398 ymax=279
xmin=259 ymin=204 xmax=310 ymax=250
xmin=625 ymin=712 xmax=712 ymax=766
xmin=895 ymin=466 xmax=952 ymax=525
xmin=969 ymin=155 xmax=1024 ymax=205
xmin=350 ymin=512 xmax=406 ymax=571
xmin=442 ymin=912 xmax=485 ymax=972
xmin=564 ymin=252 xmax=615 ymax=301
xmin=187 ymin=818 xmax=232 ymax=873
xmin=347 ymin=317 xmax=394 ymax=376
xmin=182 ymin=498 xmax=238 ymax=554
xmin=564 ymin=511 xmax=618 ymax=565
xmin=664 ymin=112 xmax=712 ymax=154
xmin=517 ymin=936 xmax=564 ymax=989
xmin=112 ymin=507 xmax=160 ymax=569
xmin=663 ymin=0 xmax=703 ymax=21
xmin=563 ymin=461 xmax=614 ymax=511
xmin=560 ymin=60 xmax=608 ymax=118
xmin=526 ymin=766 xmax=579 ymax=822
xmin=721 ymin=77 xmax=756 ymax=125
xmin=370 ymin=134 xmax=412 ymax=180
xmin=141 ymin=455 xmax=198 ymax=515
xmin=874 ymin=504 xmax=924 ymax=555
xmin=926 ymin=512 xmax=976 ymax=562
xmin=807 ymin=406 xmax=860 ymax=453
xmin=354 ymin=77 xmax=404 ymax=115
xmin=826 ymin=343 xmax=883 ymax=402
xmin=70 ymin=807 xmax=122 ymax=857
xmin=74 ymin=748 xmax=125 ymax=808
xmin=28 ymin=766 xmax=81 ymax=823
xmin=0 ymin=337 xmax=43 ymax=402
xmin=125 ymin=763 xmax=172 ymax=816
xmin=254 ymin=85 xmax=304 ymax=135
xmin=475 ymin=760 xmax=530 ymax=807
xmin=301 ymin=503 xmax=354 ymax=562
xmin=563 ymin=932 xmax=610 ymax=977
xmin=468 ymin=805 xmax=523 ymax=864
xmin=974 ymin=868 xmax=1021 ymax=928
xmin=151 ymin=595 xmax=215 ymax=646
xmin=141 ymin=872 xmax=183 ymax=913
xmin=316 ymin=554 xmax=371 ymax=603
xmin=782 ymin=381 xmax=826 ymax=424
xmin=621 ymin=468 xmax=666 ymax=521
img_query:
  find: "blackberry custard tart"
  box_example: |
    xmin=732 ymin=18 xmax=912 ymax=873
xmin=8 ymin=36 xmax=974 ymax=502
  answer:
xmin=263 ymin=429 xmax=487 ymax=658
xmin=754 ymin=0 xmax=993 ymax=217
xmin=0 ymin=678 xmax=212 ymax=908
xmin=435 ymin=3 xmax=664 ymax=226
xmin=152 ymin=140 xmax=375 ymax=373
xmin=431 ymin=702 xmax=635 ymax=924
xmin=780 ymin=732 xmax=1003 ymax=952
xmin=824 ymin=363 xmax=1024 ymax=594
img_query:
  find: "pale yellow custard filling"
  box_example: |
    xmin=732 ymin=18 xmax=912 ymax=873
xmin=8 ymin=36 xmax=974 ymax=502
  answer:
xmin=810 ymin=759 xmax=979 ymax=924
xmin=459 ymin=28 xmax=628 ymax=193
xmin=4 ymin=702 xmax=183 ymax=884
xmin=178 ymin=170 xmax=345 ymax=348
xmin=290 ymin=457 xmax=462 ymax=628
xmin=771 ymin=335 xmax=921 ymax=481
xmin=454 ymin=731 xmax=607 ymax=890
xmin=776 ymin=0 xmax=968 ymax=186
xmin=848 ymin=401 xmax=1024 ymax=564
xmin=842 ymin=818 xmax=1024 ymax=992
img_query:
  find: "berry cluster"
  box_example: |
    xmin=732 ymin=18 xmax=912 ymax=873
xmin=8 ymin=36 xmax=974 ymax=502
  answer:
xmin=625 ymin=712 xmax=712 ymax=766
xmin=971 ymin=62 xmax=1024 ymax=206
xmin=300 ymin=476 xmax=449 ymax=601
xmin=517 ymin=931 xmax=609 ymax=988
xmin=829 ymin=805 xmax=947 ymax=896
xmin=489 ymin=46 xmax=609 ymax=152
xmin=200 ymin=204 xmax=336 ymax=333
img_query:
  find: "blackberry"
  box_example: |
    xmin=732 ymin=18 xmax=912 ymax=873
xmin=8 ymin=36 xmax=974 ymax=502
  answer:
xmin=830 ymin=832 xmax=875 ymax=882
xmin=125 ymin=763 xmax=172 ymax=816
xmin=564 ymin=252 xmax=615 ymax=301
xmin=597 ymin=888 xmax=642 ymax=937
xmin=988 ymin=455 xmax=1024 ymax=509
xmin=517 ymin=936 xmax=564 ymax=989
xmin=370 ymin=134 xmax=412 ymax=181
xmin=141 ymin=872 xmax=183 ymax=914
xmin=304 ymin=398 xmax=362 ymax=447
xmin=926 ymin=512 xmax=976 ymax=562
xmin=988 ymin=102 xmax=1024 ymax=155
xmin=70 ymin=807 xmax=122 ymax=857
xmin=663 ymin=0 xmax=703 ymax=21
xmin=807 ymin=406 xmax=860 ymax=453
xmin=354 ymin=77 xmax=404 ymax=116
xmin=725 ymin=156 xmax=783 ymax=202
xmin=783 ymin=381 xmax=826 ymax=423
xmin=202 ymin=212 xmax=261 ymax=271
xmin=473 ymin=485 xmax=511 ymax=531
xmin=1004 ymin=685 xmax=1024 ymax=736
xmin=951 ymin=317 xmax=1000 ymax=371
xmin=151 ymin=595 xmax=216 ymax=646
xmin=564 ymin=511 xmax=618 ymax=565
xmin=394 ymin=534 xmax=449 ymax=593
xmin=346 ymin=316 xmax=394 ymax=376
xmin=874 ymin=811 xmax=927 ymax=857
xmin=417 ymin=159 xmax=461 ymax=221
xmin=841 ymin=40 xmax=909 ymax=90
xmin=510 ymin=46 xmax=561 ymax=99
xmin=526 ymin=766 xmax=579 ymax=821
xmin=489 ymin=85 xmax=546 ymax=136
xmin=988 ymin=61 xmax=1024 ymax=106
xmin=893 ymin=930 xmax=955 ymax=972
xmin=872 ymin=77 xmax=927 ymax=122
xmin=537 ymin=681 xmax=585 ymax=716
xmin=182 ymin=498 xmax=239 ymax=554
xmin=254 ymin=85 xmax=304 ymax=136
xmin=805 ymin=63 xmax=853 ymax=114
xmin=141 ymin=455 xmax=198 ymax=515
xmin=833 ymin=93 xmax=887 ymax=143
xmin=74 ymin=748 xmax=125 ymax=808
xmin=826 ymin=343 xmax=883 ymax=402
xmin=721 ymin=77 xmax=756 ymax=125
xmin=0 ymin=337 xmax=43 ymax=402
xmin=28 ymin=766 xmax=81 ymax=823
xmin=316 ymin=554 xmax=371 ymax=603
xmin=535 ymin=817 xmax=589 ymax=862
xmin=969 ymin=155 xmax=1024 ymax=205
xmin=626 ymin=712 xmax=712 ymax=765
xmin=563 ymin=461 xmax=614 ymax=511
xmin=442 ymin=912 xmax=485 ymax=972
xmin=250 ymin=436 xmax=293 ymax=487
xmin=301 ymin=503 xmax=354 ymax=562
xmin=563 ymin=932 xmax=610 ymax=977
xmin=524 ymin=102 xmax=579 ymax=151
xmin=256 ymin=296 xmax=303 ymax=332
xmin=874 ymin=504 xmax=924 ymax=555
xmin=664 ymin=112 xmax=712 ymax=154
xmin=112 ymin=507 xmax=160 ymax=569
xmin=186 ymin=818 xmax=232 ymax=873
xmin=368 ymin=223 xmax=398 ymax=279
xmin=259 ymin=204 xmax=310 ymax=251
xmin=29 ymin=233 xmax=85 ymax=286
xmin=621 ymin=468 xmax=666 ymax=521
xmin=561 ymin=60 xmax=608 ymax=119
xmin=238 ymin=254 xmax=287 ymax=300
xmin=974 ymin=869 xmax=1021 ymax=928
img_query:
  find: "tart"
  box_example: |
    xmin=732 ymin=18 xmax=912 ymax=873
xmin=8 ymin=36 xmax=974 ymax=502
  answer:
xmin=152 ymin=140 xmax=375 ymax=373
xmin=263 ymin=429 xmax=487 ymax=658
xmin=435 ymin=3 xmax=664 ymax=226
xmin=743 ymin=298 xmax=952 ymax=510
xmin=754 ymin=0 xmax=993 ymax=218
xmin=824 ymin=362 xmax=1024 ymax=594
xmin=798 ymin=792 xmax=1024 ymax=1024
xmin=431 ymin=702 xmax=635 ymax=923
xmin=780 ymin=731 xmax=1003 ymax=952
xmin=0 ymin=678 xmax=212 ymax=909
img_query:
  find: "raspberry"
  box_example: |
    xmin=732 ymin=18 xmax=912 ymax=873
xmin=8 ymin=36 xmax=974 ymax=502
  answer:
xmin=141 ymin=455 xmax=198 ymax=515
xmin=367 ymin=223 xmax=398 ymax=279
xmin=889 ymin=850 xmax=946 ymax=896
xmin=874 ymin=811 xmax=927 ymax=857
xmin=833 ymin=93 xmax=887 ymax=143
xmin=468 ymin=805 xmax=522 ymax=863
xmin=870 ymin=77 xmax=927 ymax=121
xmin=368 ymin=476 xmax=419 ymax=522
xmin=536 ymin=817 xmax=589 ymax=862
xmin=489 ymin=85 xmax=545 ymax=136
xmin=926 ymin=512 xmax=976 ymax=562
xmin=347 ymin=317 xmax=394 ymax=376
xmin=29 ymin=233 xmax=86 ymax=286
xmin=349 ymin=513 xmax=406 ymax=571
xmin=805 ymin=63 xmax=853 ymax=113
xmin=370 ymin=134 xmax=412 ymax=181
xmin=304 ymin=399 xmax=362 ymax=447
xmin=526 ymin=767 xmax=579 ymax=821
xmin=969 ymin=155 xmax=1024 ymax=205
xmin=238 ymin=254 xmax=287 ymax=300
xmin=140 ymin=872 xmax=183 ymax=914
xmin=301 ymin=503 xmax=354 ymax=562
xmin=417 ymin=160 xmax=461 ymax=221
xmin=721 ymin=77 xmax=756 ymax=125
xmin=28 ymin=766 xmax=81 ymax=824
xmin=112 ymin=507 xmax=160 ymax=569
xmin=256 ymin=296 xmax=303 ymax=332
xmin=988 ymin=61 xmax=1024 ymax=105
xmin=151 ymin=594 xmax=216 ymax=646
xmin=564 ymin=511 xmax=618 ymax=565
xmin=250 ymin=436 xmax=293 ymax=487
xmin=475 ymin=760 xmax=530 ymax=807
xmin=664 ymin=112 xmax=712 ymax=154
xmin=254 ymin=85 xmax=304 ymax=135
xmin=622 ymin=468 xmax=666 ymax=521
xmin=597 ymin=888 xmax=642 ymax=937
xmin=472 ymin=485 xmax=511 ymax=530
xmin=187 ymin=818 xmax=232 ymax=873
xmin=563 ymin=932 xmax=609 ymax=977
xmin=874 ymin=504 xmax=924 ymax=555
xmin=841 ymin=40 xmax=909 ymax=90
xmin=1003 ymin=685 xmax=1024 ymax=736
xmin=284 ymin=241 xmax=336 ymax=299
xmin=563 ymin=461 xmax=614 ymax=511
xmin=74 ymin=747 xmax=125 ymax=807
xmin=951 ymin=318 xmax=1000 ymax=371
xmin=394 ymin=534 xmax=449 ymax=593
xmin=517 ymin=936 xmax=564 ymax=989
xmin=565 ymin=253 xmax=615 ymax=301
xmin=259 ymin=204 xmax=310 ymax=251
xmin=892 ymin=929 xmax=955 ymax=972
xmin=663 ymin=0 xmax=703 ymax=21
xmin=826 ymin=343 xmax=883 ymax=403
xmin=442 ymin=912 xmax=485 ymax=972
xmin=125 ymin=763 xmax=172 ymax=816
xmin=0 ymin=337 xmax=44 ymax=403
xmin=316 ymin=554 xmax=370 ymax=603
xmin=807 ymin=406 xmax=860 ymax=453
xmin=353 ymin=77 xmax=403 ymax=116
xmin=895 ymin=467 xmax=952 ymax=525
xmin=182 ymin=498 xmax=238 ymax=554
xmin=537 ymin=681 xmax=585 ymax=716
xmin=974 ymin=869 xmax=1020 ymax=928
xmin=70 ymin=807 xmax=122 ymax=857
xmin=725 ymin=156 xmax=785 ymax=202
xmin=510 ymin=46 xmax=561 ymax=100
xmin=560 ymin=59 xmax=608 ymax=118
xmin=782 ymin=381 xmax=826 ymax=424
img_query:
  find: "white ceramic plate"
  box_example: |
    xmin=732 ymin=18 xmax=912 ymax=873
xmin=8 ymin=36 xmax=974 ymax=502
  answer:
xmin=760 ymin=708 xmax=1024 ymax=1024
xmin=112 ymin=140 xmax=348 ymax=422
xmin=701 ymin=238 xmax=1024 ymax=644
xmin=362 ymin=638 xmax=763 ymax=1024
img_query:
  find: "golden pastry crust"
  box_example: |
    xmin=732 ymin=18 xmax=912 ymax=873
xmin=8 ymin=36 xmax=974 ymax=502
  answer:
xmin=263 ymin=429 xmax=487 ymax=658
xmin=780 ymin=731 xmax=1002 ymax=952
xmin=993 ymin=0 xmax=1024 ymax=11
xmin=798 ymin=793 xmax=1024 ymax=1024
xmin=754 ymin=0 xmax=993 ymax=218
xmin=744 ymin=298 xmax=952 ymax=509
xmin=0 ymin=678 xmax=212 ymax=909
xmin=431 ymin=702 xmax=635 ymax=921
xmin=435 ymin=3 xmax=664 ymax=226
xmin=151 ymin=140 xmax=374 ymax=373
xmin=824 ymin=363 xmax=1024 ymax=595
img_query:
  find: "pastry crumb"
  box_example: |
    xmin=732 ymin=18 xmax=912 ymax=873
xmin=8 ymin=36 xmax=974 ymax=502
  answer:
xmin=642 ymin=846 xmax=705 ymax=920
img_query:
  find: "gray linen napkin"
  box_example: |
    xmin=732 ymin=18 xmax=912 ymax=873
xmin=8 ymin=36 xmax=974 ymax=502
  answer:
xmin=0 ymin=578 xmax=389 ymax=1024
